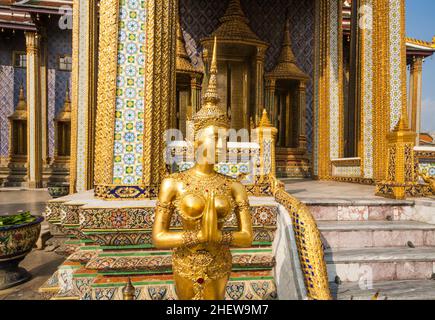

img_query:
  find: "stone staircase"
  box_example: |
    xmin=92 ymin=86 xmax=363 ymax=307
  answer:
xmin=39 ymin=202 xmax=279 ymax=300
xmin=40 ymin=246 xmax=277 ymax=300
xmin=309 ymin=202 xmax=435 ymax=300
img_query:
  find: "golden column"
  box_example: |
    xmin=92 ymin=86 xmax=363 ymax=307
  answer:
xmin=254 ymin=109 xmax=278 ymax=178
xmin=313 ymin=0 xmax=343 ymax=179
xmin=265 ymin=79 xmax=276 ymax=126
xmin=93 ymin=0 xmax=177 ymax=199
xmin=372 ymin=0 xmax=402 ymax=182
xmin=142 ymin=0 xmax=177 ymax=189
xmin=297 ymin=82 xmax=308 ymax=151
xmin=408 ymin=56 xmax=423 ymax=145
xmin=25 ymin=31 xmax=42 ymax=188
xmin=38 ymin=27 xmax=50 ymax=166
xmin=70 ymin=0 xmax=99 ymax=193
xmin=375 ymin=0 xmax=418 ymax=199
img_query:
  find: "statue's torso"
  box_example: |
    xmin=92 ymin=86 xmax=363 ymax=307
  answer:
xmin=173 ymin=170 xmax=235 ymax=229
xmin=170 ymin=170 xmax=235 ymax=283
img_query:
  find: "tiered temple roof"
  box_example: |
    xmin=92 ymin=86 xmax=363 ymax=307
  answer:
xmin=0 ymin=0 xmax=71 ymax=30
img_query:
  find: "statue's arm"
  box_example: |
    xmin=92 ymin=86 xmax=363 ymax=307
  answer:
xmin=152 ymin=178 xmax=186 ymax=249
xmin=229 ymin=182 xmax=254 ymax=248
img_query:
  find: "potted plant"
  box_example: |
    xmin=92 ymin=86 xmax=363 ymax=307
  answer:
xmin=0 ymin=212 xmax=43 ymax=290
xmin=47 ymin=183 xmax=70 ymax=199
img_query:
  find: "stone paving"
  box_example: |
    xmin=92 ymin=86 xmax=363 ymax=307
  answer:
xmin=0 ymin=250 xmax=64 ymax=300
xmin=0 ymin=189 xmax=50 ymax=216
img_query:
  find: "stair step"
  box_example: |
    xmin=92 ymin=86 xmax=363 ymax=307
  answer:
xmin=318 ymin=221 xmax=435 ymax=231
xmin=326 ymin=247 xmax=435 ymax=263
xmin=331 ymin=280 xmax=435 ymax=300
xmin=318 ymin=221 xmax=435 ymax=249
xmin=309 ymin=203 xmax=414 ymax=222
xmin=326 ymin=247 xmax=435 ymax=282
xmin=85 ymin=248 xmax=275 ymax=274
xmin=87 ymin=270 xmax=277 ymax=300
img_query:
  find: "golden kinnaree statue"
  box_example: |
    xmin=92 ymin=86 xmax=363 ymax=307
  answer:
xmin=152 ymin=37 xmax=253 ymax=300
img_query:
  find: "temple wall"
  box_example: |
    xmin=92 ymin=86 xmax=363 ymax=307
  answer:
xmin=0 ymin=18 xmax=71 ymax=160
xmin=0 ymin=33 xmax=26 ymax=157
xmin=46 ymin=17 xmax=72 ymax=160
xmin=179 ymin=0 xmax=315 ymax=151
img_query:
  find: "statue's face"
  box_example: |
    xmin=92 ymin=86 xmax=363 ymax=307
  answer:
xmin=195 ymin=125 xmax=226 ymax=165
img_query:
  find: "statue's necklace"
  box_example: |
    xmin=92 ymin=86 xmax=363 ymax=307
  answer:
xmin=182 ymin=171 xmax=228 ymax=194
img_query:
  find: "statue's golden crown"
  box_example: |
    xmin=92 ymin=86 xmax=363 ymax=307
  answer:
xmin=193 ymin=37 xmax=230 ymax=132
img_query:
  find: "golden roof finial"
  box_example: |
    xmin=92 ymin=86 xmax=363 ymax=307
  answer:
xmin=55 ymin=82 xmax=72 ymax=121
xmin=193 ymin=37 xmax=229 ymax=131
xmin=63 ymin=82 xmax=71 ymax=112
xmin=393 ymin=83 xmax=411 ymax=132
xmin=221 ymin=0 xmax=248 ymax=23
xmin=205 ymin=0 xmax=266 ymax=46
xmin=280 ymin=20 xmax=297 ymax=64
xmin=9 ymin=84 xmax=27 ymax=120
xmin=394 ymin=106 xmax=411 ymax=132
xmin=16 ymin=84 xmax=26 ymax=111
xmin=266 ymin=19 xmax=309 ymax=81
xmin=258 ymin=109 xmax=273 ymax=128
xmin=176 ymin=16 xmax=201 ymax=75
xmin=122 ymin=278 xmax=135 ymax=300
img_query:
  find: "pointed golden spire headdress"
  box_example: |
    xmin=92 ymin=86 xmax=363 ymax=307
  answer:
xmin=193 ymin=37 xmax=229 ymax=132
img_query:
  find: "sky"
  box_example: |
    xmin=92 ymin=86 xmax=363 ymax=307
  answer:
xmin=406 ymin=0 xmax=435 ymax=132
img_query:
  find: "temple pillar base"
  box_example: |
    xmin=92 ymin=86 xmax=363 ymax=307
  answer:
xmin=276 ymin=148 xmax=311 ymax=179
xmin=3 ymin=159 xmax=27 ymax=188
xmin=42 ymin=159 xmax=70 ymax=189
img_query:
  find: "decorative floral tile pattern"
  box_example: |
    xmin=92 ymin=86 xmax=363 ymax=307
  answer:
xmin=419 ymin=162 xmax=435 ymax=177
xmin=112 ymin=0 xmax=147 ymax=185
xmin=0 ymin=66 xmax=14 ymax=156
xmin=389 ymin=0 xmax=403 ymax=130
xmin=329 ymin=0 xmax=340 ymax=160
xmin=48 ymin=69 xmax=56 ymax=159
xmin=362 ymin=0 xmax=374 ymax=179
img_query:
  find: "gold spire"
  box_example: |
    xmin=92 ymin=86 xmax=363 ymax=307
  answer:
xmin=280 ymin=21 xmax=297 ymax=64
xmin=16 ymin=85 xmax=26 ymax=111
xmin=63 ymin=83 xmax=71 ymax=112
xmin=193 ymin=37 xmax=229 ymax=131
xmin=266 ymin=21 xmax=309 ymax=81
xmin=122 ymin=278 xmax=135 ymax=300
xmin=221 ymin=0 xmax=248 ymax=24
xmin=393 ymin=95 xmax=412 ymax=132
xmin=56 ymin=82 xmax=72 ymax=121
xmin=204 ymin=36 xmax=219 ymax=103
xmin=206 ymin=0 xmax=266 ymax=46
xmin=258 ymin=109 xmax=273 ymax=128
xmin=176 ymin=17 xmax=201 ymax=75
xmin=9 ymin=84 xmax=27 ymax=120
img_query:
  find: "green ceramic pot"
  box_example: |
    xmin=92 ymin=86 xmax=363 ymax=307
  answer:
xmin=0 ymin=216 xmax=43 ymax=290
xmin=48 ymin=185 xmax=70 ymax=199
